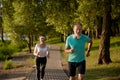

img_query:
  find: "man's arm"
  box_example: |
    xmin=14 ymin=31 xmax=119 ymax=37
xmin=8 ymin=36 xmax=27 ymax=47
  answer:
xmin=86 ymin=40 xmax=92 ymax=57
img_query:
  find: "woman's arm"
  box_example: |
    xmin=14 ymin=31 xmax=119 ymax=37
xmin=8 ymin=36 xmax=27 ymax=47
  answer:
xmin=46 ymin=45 xmax=50 ymax=58
xmin=33 ymin=44 xmax=38 ymax=56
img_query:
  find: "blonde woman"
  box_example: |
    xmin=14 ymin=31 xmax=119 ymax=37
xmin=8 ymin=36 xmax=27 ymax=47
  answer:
xmin=33 ymin=35 xmax=50 ymax=80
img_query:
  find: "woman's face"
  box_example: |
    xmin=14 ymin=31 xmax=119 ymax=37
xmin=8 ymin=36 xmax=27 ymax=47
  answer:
xmin=39 ymin=36 xmax=45 ymax=43
xmin=73 ymin=25 xmax=82 ymax=36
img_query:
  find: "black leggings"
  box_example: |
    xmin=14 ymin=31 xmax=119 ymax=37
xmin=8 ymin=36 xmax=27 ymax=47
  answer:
xmin=36 ymin=57 xmax=47 ymax=80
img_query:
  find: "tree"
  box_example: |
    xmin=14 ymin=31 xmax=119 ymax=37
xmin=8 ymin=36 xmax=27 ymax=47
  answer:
xmin=75 ymin=0 xmax=114 ymax=64
xmin=75 ymin=0 xmax=103 ymax=38
xmin=2 ymin=0 xmax=53 ymax=53
xmin=12 ymin=0 xmax=50 ymax=53
xmin=111 ymin=0 xmax=120 ymax=36
xmin=98 ymin=0 xmax=112 ymax=64
xmin=2 ymin=0 xmax=15 ymax=43
xmin=44 ymin=0 xmax=78 ymax=41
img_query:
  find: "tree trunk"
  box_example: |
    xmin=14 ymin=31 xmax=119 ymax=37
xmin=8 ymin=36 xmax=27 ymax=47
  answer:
xmin=98 ymin=0 xmax=112 ymax=64
xmin=60 ymin=34 xmax=64 ymax=42
xmin=31 ymin=34 xmax=33 ymax=47
xmin=95 ymin=28 xmax=99 ymax=39
xmin=28 ymin=33 xmax=32 ymax=53
xmin=96 ymin=16 xmax=103 ymax=39
xmin=0 ymin=14 xmax=4 ymax=42
xmin=1 ymin=27 xmax=4 ymax=42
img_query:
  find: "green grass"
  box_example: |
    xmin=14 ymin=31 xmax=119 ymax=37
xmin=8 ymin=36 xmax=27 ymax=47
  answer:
xmin=85 ymin=36 xmax=120 ymax=80
xmin=46 ymin=37 xmax=62 ymax=44
xmin=57 ymin=36 xmax=120 ymax=80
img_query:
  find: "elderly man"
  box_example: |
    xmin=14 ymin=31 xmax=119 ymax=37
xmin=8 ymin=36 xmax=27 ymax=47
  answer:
xmin=65 ymin=22 xmax=92 ymax=80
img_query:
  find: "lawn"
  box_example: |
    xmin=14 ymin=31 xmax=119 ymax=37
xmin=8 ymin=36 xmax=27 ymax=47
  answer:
xmin=85 ymin=36 xmax=120 ymax=80
xmin=57 ymin=36 xmax=120 ymax=80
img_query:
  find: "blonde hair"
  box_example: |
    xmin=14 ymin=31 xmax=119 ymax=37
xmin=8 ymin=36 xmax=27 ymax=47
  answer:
xmin=39 ymin=35 xmax=46 ymax=40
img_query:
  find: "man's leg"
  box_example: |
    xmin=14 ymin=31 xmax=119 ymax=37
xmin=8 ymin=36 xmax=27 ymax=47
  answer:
xmin=69 ymin=76 xmax=76 ymax=80
xmin=78 ymin=74 xmax=84 ymax=80
xmin=77 ymin=60 xmax=86 ymax=80
xmin=68 ymin=62 xmax=76 ymax=80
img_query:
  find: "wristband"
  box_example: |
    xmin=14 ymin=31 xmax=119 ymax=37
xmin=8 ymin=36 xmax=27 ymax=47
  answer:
xmin=88 ymin=50 xmax=90 ymax=52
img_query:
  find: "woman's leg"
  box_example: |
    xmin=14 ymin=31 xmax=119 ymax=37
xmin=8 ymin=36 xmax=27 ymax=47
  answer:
xmin=41 ymin=57 xmax=47 ymax=79
xmin=36 ymin=57 xmax=40 ymax=80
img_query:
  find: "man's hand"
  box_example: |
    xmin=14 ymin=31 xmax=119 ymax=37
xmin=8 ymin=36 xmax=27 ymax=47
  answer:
xmin=86 ymin=50 xmax=90 ymax=57
xmin=65 ymin=46 xmax=74 ymax=54
xmin=70 ymin=48 xmax=74 ymax=53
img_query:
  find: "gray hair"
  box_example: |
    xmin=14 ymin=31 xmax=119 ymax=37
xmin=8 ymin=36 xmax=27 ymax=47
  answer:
xmin=74 ymin=22 xmax=82 ymax=28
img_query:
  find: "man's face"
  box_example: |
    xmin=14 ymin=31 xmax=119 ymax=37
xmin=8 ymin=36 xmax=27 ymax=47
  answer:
xmin=73 ymin=25 xmax=82 ymax=36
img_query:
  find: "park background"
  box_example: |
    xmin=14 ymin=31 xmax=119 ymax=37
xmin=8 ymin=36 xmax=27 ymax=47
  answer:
xmin=0 ymin=0 xmax=120 ymax=80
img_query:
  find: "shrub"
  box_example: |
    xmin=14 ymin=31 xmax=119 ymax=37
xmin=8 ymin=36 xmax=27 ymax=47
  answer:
xmin=17 ymin=42 xmax=27 ymax=51
xmin=0 ymin=53 xmax=7 ymax=60
xmin=4 ymin=60 xmax=13 ymax=70
xmin=0 ymin=42 xmax=16 ymax=60
xmin=0 ymin=41 xmax=27 ymax=60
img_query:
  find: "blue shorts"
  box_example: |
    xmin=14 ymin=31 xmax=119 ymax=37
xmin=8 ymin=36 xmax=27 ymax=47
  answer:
xmin=68 ymin=60 xmax=86 ymax=76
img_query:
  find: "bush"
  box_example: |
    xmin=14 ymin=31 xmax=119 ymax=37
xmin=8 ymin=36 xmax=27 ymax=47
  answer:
xmin=17 ymin=42 xmax=27 ymax=51
xmin=0 ymin=46 xmax=14 ymax=56
xmin=11 ymin=41 xmax=27 ymax=52
xmin=0 ymin=41 xmax=16 ymax=60
xmin=4 ymin=60 xmax=13 ymax=70
xmin=0 ymin=53 xmax=8 ymax=60
xmin=0 ymin=41 xmax=27 ymax=60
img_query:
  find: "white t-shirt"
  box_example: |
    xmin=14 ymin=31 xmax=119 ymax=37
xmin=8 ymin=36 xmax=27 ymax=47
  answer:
xmin=33 ymin=44 xmax=49 ymax=57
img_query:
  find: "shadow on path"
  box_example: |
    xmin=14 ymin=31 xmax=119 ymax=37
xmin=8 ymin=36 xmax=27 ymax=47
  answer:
xmin=28 ymin=69 xmax=69 ymax=80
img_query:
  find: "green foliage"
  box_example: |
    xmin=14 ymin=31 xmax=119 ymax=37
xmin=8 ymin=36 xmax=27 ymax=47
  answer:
xmin=2 ymin=0 xmax=120 ymax=52
xmin=16 ymin=41 xmax=27 ymax=52
xmin=3 ymin=0 xmax=14 ymax=32
xmin=44 ymin=0 xmax=77 ymax=35
xmin=4 ymin=60 xmax=13 ymax=70
xmin=0 ymin=41 xmax=19 ymax=60
xmin=111 ymin=0 xmax=120 ymax=20
xmin=75 ymin=0 xmax=102 ymax=30
xmin=0 ymin=53 xmax=7 ymax=61
xmin=0 ymin=45 xmax=14 ymax=56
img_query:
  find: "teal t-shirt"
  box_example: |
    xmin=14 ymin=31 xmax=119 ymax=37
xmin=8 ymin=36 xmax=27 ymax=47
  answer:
xmin=65 ymin=34 xmax=91 ymax=62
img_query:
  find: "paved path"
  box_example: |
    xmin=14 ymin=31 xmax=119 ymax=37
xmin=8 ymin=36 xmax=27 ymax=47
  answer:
xmin=27 ymin=45 xmax=69 ymax=80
